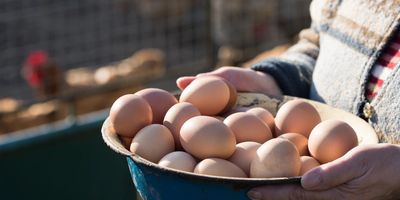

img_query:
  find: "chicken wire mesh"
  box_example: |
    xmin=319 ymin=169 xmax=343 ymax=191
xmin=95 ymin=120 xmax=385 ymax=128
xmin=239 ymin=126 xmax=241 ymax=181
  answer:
xmin=0 ymin=0 xmax=211 ymax=100
xmin=211 ymin=0 xmax=312 ymax=64
xmin=0 ymin=0 xmax=311 ymax=101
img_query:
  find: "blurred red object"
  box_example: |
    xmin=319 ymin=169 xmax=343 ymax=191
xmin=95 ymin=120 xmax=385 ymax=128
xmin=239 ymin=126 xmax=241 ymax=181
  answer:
xmin=22 ymin=51 xmax=63 ymax=98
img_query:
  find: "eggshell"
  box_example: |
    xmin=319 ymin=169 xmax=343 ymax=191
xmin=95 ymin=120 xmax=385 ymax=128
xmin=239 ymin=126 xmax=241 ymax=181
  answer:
xmin=299 ymin=156 xmax=320 ymax=175
xmin=250 ymin=138 xmax=301 ymax=178
xmin=223 ymin=79 xmax=238 ymax=114
xmin=118 ymin=136 xmax=133 ymax=150
xmin=278 ymin=133 xmax=309 ymax=156
xmin=179 ymin=76 xmax=235 ymax=116
xmin=275 ymin=99 xmax=321 ymax=138
xmin=135 ymin=88 xmax=178 ymax=124
xmin=194 ymin=158 xmax=247 ymax=178
xmin=228 ymin=141 xmax=261 ymax=176
xmin=180 ymin=116 xmax=236 ymax=159
xmin=163 ymin=102 xmax=201 ymax=150
xmin=224 ymin=112 xmax=273 ymax=143
xmin=222 ymin=106 xmax=250 ymax=118
xmin=130 ymin=124 xmax=175 ymax=163
xmin=109 ymin=94 xmax=152 ymax=138
xmin=158 ymin=151 xmax=197 ymax=172
xmin=212 ymin=116 xmax=225 ymax=121
xmin=246 ymin=107 xmax=275 ymax=135
xmin=308 ymin=119 xmax=358 ymax=164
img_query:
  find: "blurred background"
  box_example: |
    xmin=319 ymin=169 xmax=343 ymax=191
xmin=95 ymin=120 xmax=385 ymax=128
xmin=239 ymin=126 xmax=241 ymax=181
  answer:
xmin=0 ymin=0 xmax=311 ymax=199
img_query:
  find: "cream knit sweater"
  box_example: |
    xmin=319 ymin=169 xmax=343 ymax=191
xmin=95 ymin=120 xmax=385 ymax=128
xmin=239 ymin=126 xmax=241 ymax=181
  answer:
xmin=252 ymin=0 xmax=400 ymax=144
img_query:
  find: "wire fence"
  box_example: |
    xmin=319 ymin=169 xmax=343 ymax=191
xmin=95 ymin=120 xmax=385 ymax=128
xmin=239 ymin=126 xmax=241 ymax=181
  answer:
xmin=0 ymin=0 xmax=211 ymax=100
xmin=211 ymin=0 xmax=311 ymax=63
xmin=0 ymin=0 xmax=311 ymax=101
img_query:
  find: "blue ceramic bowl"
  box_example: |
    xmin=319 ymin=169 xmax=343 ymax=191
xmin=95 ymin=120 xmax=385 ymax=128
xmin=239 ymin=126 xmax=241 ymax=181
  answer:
xmin=102 ymin=117 xmax=300 ymax=200
xmin=101 ymin=93 xmax=377 ymax=200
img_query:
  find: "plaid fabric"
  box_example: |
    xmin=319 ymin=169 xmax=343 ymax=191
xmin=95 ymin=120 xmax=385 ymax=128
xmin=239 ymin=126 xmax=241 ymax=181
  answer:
xmin=367 ymin=35 xmax=400 ymax=101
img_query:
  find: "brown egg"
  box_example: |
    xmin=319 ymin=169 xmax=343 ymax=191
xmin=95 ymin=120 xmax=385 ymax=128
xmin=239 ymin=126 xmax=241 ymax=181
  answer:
xmin=222 ymin=106 xmax=250 ymax=118
xmin=194 ymin=158 xmax=247 ymax=178
xmin=224 ymin=112 xmax=273 ymax=143
xmin=224 ymin=78 xmax=238 ymax=114
xmin=246 ymin=107 xmax=275 ymax=135
xmin=135 ymin=88 xmax=178 ymax=124
xmin=180 ymin=116 xmax=236 ymax=159
xmin=228 ymin=141 xmax=261 ymax=176
xmin=118 ymin=136 xmax=133 ymax=150
xmin=179 ymin=76 xmax=236 ymax=116
xmin=130 ymin=124 xmax=175 ymax=163
xmin=163 ymin=102 xmax=201 ymax=150
xmin=109 ymin=94 xmax=152 ymax=138
xmin=111 ymin=125 xmax=134 ymax=149
xmin=250 ymin=138 xmax=301 ymax=178
xmin=299 ymin=156 xmax=320 ymax=175
xmin=278 ymin=133 xmax=309 ymax=156
xmin=158 ymin=151 xmax=197 ymax=172
xmin=212 ymin=116 xmax=225 ymax=121
xmin=308 ymin=119 xmax=358 ymax=164
xmin=275 ymin=99 xmax=321 ymax=138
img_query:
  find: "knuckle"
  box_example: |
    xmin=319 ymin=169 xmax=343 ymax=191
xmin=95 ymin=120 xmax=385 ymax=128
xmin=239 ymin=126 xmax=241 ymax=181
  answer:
xmin=288 ymin=187 xmax=307 ymax=200
xmin=352 ymin=151 xmax=370 ymax=174
xmin=217 ymin=66 xmax=230 ymax=73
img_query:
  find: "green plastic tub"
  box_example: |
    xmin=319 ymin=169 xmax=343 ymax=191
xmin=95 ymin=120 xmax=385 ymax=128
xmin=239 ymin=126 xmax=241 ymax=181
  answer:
xmin=0 ymin=109 xmax=136 ymax=200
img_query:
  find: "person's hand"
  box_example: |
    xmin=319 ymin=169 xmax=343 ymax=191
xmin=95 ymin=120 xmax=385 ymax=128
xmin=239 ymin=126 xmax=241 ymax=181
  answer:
xmin=247 ymin=143 xmax=400 ymax=200
xmin=176 ymin=66 xmax=282 ymax=98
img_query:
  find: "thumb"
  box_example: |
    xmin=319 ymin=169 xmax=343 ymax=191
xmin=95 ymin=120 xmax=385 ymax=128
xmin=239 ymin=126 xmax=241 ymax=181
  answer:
xmin=176 ymin=76 xmax=196 ymax=90
xmin=301 ymin=151 xmax=365 ymax=191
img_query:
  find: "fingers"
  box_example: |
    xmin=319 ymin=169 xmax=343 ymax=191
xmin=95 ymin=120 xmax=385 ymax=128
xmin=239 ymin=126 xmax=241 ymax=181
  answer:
xmin=176 ymin=76 xmax=196 ymax=90
xmin=247 ymin=184 xmax=340 ymax=200
xmin=301 ymin=148 xmax=366 ymax=191
xmin=176 ymin=69 xmax=228 ymax=90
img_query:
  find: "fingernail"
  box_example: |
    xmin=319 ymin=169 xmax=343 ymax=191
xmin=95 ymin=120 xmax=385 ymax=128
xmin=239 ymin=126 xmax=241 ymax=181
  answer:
xmin=302 ymin=169 xmax=322 ymax=189
xmin=247 ymin=190 xmax=262 ymax=200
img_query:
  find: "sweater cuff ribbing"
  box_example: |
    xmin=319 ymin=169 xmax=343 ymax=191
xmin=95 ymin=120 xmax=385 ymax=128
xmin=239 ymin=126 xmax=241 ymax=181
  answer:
xmin=251 ymin=58 xmax=310 ymax=98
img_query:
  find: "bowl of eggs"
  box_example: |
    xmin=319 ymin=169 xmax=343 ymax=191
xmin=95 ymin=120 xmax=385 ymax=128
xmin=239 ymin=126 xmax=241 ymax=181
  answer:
xmin=101 ymin=76 xmax=378 ymax=200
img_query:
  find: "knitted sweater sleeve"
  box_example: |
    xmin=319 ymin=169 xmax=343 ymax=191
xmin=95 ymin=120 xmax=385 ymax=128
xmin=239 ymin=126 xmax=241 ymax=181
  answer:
xmin=251 ymin=27 xmax=320 ymax=98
